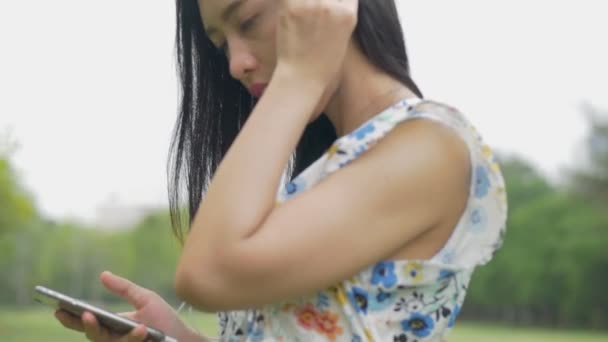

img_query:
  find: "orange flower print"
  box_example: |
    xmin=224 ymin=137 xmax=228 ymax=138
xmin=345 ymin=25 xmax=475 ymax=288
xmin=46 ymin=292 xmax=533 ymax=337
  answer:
xmin=296 ymin=306 xmax=319 ymax=330
xmin=315 ymin=311 xmax=344 ymax=341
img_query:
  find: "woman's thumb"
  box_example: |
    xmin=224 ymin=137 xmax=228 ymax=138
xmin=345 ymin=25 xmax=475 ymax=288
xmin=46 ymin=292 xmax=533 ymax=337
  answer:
xmin=100 ymin=271 xmax=150 ymax=309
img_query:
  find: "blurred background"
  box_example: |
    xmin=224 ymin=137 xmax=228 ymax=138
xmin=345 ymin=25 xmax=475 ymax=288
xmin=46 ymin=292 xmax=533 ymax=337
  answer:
xmin=1 ymin=0 xmax=607 ymax=341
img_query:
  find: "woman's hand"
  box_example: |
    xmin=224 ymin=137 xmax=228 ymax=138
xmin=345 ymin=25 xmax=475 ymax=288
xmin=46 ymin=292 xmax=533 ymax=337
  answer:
xmin=276 ymin=0 xmax=359 ymax=88
xmin=55 ymin=271 xmax=204 ymax=342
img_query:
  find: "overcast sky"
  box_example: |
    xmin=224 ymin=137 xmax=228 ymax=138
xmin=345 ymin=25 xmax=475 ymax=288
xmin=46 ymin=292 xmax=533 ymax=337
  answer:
xmin=1 ymin=0 xmax=607 ymax=224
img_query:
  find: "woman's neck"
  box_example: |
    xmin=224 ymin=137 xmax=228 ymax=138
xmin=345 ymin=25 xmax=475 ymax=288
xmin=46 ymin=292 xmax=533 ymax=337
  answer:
xmin=324 ymin=45 xmax=419 ymax=137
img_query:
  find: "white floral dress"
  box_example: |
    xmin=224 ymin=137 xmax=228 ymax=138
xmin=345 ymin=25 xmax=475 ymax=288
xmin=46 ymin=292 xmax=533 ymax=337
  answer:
xmin=218 ymin=97 xmax=508 ymax=342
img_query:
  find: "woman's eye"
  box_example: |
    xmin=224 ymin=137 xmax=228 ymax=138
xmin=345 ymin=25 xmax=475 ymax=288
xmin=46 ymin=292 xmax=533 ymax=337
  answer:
xmin=239 ymin=15 xmax=258 ymax=33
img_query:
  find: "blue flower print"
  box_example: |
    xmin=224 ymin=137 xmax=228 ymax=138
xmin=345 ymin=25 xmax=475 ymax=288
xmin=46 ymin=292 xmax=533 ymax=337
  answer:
xmin=247 ymin=329 xmax=264 ymax=342
xmin=351 ymin=335 xmax=363 ymax=342
xmin=438 ymin=270 xmax=455 ymax=281
xmin=353 ymin=144 xmax=367 ymax=159
xmin=371 ymin=262 xmax=398 ymax=288
xmin=470 ymin=207 xmax=488 ymax=233
xmin=449 ymin=305 xmax=461 ymax=328
xmin=285 ymin=177 xmax=307 ymax=199
xmin=348 ymin=287 xmax=369 ymax=314
xmin=368 ymin=288 xmax=396 ymax=312
xmin=352 ymin=122 xmax=376 ymax=140
xmin=439 ymin=249 xmax=456 ymax=264
xmin=246 ymin=314 xmax=265 ymax=342
xmin=474 ymin=166 xmax=491 ymax=198
xmin=316 ymin=293 xmax=331 ymax=311
xmin=401 ymin=313 xmax=435 ymax=338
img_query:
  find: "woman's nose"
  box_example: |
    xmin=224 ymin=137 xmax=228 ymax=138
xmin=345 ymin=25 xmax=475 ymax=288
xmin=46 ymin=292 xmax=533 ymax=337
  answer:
xmin=227 ymin=38 xmax=258 ymax=82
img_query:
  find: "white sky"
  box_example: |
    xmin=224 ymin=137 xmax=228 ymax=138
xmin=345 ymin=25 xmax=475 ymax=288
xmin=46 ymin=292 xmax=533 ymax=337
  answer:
xmin=1 ymin=0 xmax=607 ymax=224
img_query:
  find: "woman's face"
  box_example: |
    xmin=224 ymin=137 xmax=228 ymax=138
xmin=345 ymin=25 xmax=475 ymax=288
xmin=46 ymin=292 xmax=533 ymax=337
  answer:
xmin=199 ymin=0 xmax=280 ymax=98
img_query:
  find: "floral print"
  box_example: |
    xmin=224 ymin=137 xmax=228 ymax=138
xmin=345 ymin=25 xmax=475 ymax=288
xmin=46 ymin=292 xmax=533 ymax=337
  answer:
xmin=474 ymin=166 xmax=491 ymax=198
xmin=348 ymin=287 xmax=369 ymax=314
xmin=316 ymin=311 xmax=345 ymax=341
xmin=470 ymin=207 xmax=488 ymax=233
xmin=295 ymin=306 xmax=345 ymax=341
xmin=371 ymin=262 xmax=398 ymax=288
xmin=218 ymin=98 xmax=508 ymax=341
xmin=404 ymin=262 xmax=425 ymax=285
xmin=352 ymin=122 xmax=376 ymax=140
xmin=368 ymin=288 xmax=396 ymax=312
xmin=401 ymin=313 xmax=436 ymax=338
xmin=448 ymin=305 xmax=461 ymax=328
xmin=284 ymin=177 xmax=308 ymax=199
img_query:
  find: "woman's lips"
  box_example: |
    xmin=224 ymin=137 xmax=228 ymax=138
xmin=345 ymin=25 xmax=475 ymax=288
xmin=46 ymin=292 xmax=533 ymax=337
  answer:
xmin=249 ymin=83 xmax=267 ymax=98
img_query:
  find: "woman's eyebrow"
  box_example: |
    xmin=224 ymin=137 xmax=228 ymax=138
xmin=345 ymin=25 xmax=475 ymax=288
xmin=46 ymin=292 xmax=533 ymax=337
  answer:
xmin=206 ymin=0 xmax=244 ymax=35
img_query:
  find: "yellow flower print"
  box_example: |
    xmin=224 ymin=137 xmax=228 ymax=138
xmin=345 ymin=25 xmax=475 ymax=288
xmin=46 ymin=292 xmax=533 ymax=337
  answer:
xmin=404 ymin=263 xmax=424 ymax=284
xmin=328 ymin=285 xmax=349 ymax=306
xmin=327 ymin=144 xmax=340 ymax=158
xmin=490 ymin=162 xmax=502 ymax=174
xmin=482 ymin=144 xmax=493 ymax=160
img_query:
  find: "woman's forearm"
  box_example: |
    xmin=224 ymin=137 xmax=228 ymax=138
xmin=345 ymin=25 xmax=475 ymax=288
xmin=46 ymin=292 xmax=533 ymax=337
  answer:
xmin=187 ymin=67 xmax=323 ymax=244
xmin=175 ymin=66 xmax=325 ymax=309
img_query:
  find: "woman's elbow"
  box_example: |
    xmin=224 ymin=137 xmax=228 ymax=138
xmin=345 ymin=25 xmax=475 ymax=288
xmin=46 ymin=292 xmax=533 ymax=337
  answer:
xmin=174 ymin=267 xmax=226 ymax=313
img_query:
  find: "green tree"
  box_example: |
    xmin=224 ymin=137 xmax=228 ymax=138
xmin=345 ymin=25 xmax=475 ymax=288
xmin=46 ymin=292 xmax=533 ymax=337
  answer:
xmin=128 ymin=211 xmax=181 ymax=301
xmin=466 ymin=155 xmax=608 ymax=328
xmin=568 ymin=103 xmax=608 ymax=206
xmin=0 ymin=157 xmax=37 ymax=234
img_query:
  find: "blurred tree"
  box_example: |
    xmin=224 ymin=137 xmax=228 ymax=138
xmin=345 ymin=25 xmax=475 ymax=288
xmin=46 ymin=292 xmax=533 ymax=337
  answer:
xmin=568 ymin=102 xmax=608 ymax=206
xmin=466 ymin=154 xmax=608 ymax=328
xmin=129 ymin=211 xmax=181 ymax=302
xmin=0 ymin=132 xmax=37 ymax=234
xmin=0 ymin=157 xmax=37 ymax=234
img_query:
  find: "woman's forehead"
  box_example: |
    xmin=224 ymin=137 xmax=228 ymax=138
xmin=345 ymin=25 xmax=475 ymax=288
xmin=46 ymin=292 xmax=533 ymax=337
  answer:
xmin=199 ymin=0 xmax=243 ymax=23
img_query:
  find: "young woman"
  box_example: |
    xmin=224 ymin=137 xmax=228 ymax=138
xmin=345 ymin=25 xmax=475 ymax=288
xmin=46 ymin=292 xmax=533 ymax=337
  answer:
xmin=56 ymin=0 xmax=507 ymax=341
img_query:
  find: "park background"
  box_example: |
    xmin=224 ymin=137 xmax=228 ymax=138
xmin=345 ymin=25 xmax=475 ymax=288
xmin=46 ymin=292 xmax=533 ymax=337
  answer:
xmin=1 ymin=1 xmax=607 ymax=341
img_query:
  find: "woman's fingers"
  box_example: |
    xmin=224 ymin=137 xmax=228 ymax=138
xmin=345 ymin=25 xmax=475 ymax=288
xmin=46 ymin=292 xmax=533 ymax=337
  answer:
xmin=100 ymin=271 xmax=151 ymax=310
xmin=119 ymin=324 xmax=148 ymax=342
xmin=116 ymin=311 xmax=137 ymax=320
xmin=72 ymin=311 xmax=147 ymax=342
xmin=82 ymin=311 xmax=106 ymax=341
xmin=55 ymin=309 xmax=84 ymax=332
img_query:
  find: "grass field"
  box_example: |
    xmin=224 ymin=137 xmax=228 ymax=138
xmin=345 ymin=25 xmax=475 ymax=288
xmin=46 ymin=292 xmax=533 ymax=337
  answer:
xmin=1 ymin=308 xmax=606 ymax=342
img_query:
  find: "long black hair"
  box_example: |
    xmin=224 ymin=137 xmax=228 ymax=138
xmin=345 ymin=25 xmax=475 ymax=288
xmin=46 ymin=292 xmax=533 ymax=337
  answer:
xmin=169 ymin=0 xmax=423 ymax=243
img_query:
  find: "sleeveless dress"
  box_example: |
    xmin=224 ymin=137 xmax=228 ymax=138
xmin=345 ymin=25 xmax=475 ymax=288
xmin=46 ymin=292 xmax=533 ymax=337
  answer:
xmin=217 ymin=97 xmax=508 ymax=342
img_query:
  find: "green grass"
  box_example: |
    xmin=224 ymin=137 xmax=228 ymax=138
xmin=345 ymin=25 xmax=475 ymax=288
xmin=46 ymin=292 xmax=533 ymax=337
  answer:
xmin=449 ymin=323 xmax=608 ymax=342
xmin=0 ymin=307 xmax=219 ymax=342
xmin=1 ymin=308 xmax=606 ymax=342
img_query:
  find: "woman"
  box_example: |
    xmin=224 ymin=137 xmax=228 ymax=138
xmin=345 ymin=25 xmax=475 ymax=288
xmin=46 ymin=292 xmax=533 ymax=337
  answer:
xmin=56 ymin=0 xmax=507 ymax=341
